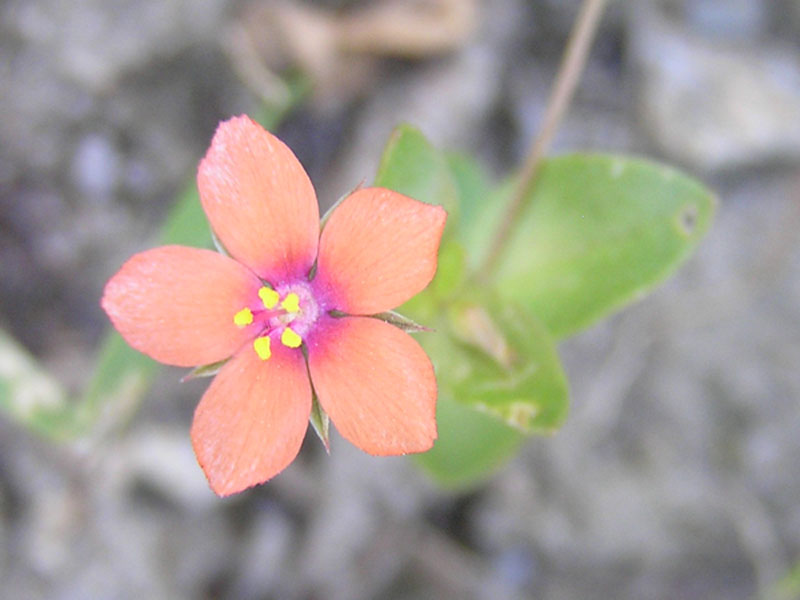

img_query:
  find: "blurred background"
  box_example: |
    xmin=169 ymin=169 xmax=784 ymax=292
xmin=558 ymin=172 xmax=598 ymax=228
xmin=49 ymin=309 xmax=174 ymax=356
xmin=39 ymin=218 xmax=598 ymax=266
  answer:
xmin=1 ymin=0 xmax=799 ymax=598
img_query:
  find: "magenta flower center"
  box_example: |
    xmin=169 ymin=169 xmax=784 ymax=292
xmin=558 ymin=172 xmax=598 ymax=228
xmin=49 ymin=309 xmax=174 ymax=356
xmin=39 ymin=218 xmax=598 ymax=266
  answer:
xmin=233 ymin=280 xmax=323 ymax=360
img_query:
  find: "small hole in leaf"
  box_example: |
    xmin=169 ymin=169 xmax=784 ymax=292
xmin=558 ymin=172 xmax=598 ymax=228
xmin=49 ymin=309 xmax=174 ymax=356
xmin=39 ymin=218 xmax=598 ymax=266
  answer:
xmin=677 ymin=204 xmax=698 ymax=236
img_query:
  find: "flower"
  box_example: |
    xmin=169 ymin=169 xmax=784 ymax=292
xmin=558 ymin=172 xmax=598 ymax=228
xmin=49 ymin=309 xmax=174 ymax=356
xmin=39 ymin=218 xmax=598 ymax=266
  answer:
xmin=101 ymin=116 xmax=446 ymax=496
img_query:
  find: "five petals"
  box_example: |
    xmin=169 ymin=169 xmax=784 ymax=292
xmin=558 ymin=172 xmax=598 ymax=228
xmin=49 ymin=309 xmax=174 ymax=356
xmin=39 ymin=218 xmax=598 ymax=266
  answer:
xmin=103 ymin=116 xmax=445 ymax=495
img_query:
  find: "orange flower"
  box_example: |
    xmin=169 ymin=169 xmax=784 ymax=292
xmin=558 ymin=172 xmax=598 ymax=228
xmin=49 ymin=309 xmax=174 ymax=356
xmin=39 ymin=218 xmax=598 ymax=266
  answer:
xmin=102 ymin=116 xmax=446 ymax=496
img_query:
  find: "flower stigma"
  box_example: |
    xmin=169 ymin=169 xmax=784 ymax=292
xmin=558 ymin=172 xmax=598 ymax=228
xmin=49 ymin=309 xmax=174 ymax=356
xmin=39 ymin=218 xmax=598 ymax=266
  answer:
xmin=280 ymin=292 xmax=300 ymax=313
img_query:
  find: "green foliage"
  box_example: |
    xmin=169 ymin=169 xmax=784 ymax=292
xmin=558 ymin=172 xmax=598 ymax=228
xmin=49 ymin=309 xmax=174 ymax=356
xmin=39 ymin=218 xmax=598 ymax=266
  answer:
xmin=467 ymin=155 xmax=717 ymax=338
xmin=412 ymin=299 xmax=567 ymax=489
xmin=376 ymin=125 xmax=569 ymax=487
xmin=445 ymin=152 xmax=492 ymax=228
xmin=374 ymin=126 xmax=715 ymax=488
xmin=0 ymin=330 xmax=73 ymax=438
xmin=376 ymin=124 xmax=460 ymax=230
xmin=415 ymin=397 xmax=525 ymax=488
xmin=445 ymin=298 xmax=568 ymax=433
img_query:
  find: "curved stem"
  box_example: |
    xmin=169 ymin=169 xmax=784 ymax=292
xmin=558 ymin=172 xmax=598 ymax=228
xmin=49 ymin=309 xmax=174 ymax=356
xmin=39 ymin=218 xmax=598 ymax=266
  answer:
xmin=480 ymin=0 xmax=608 ymax=276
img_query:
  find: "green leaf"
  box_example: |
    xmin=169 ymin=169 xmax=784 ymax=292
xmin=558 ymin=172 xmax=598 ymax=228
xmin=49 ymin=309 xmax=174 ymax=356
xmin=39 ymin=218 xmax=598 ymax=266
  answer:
xmin=0 ymin=329 xmax=74 ymax=439
xmin=397 ymin=238 xmax=468 ymax=325
xmin=159 ymin=183 xmax=213 ymax=248
xmin=374 ymin=124 xmax=459 ymax=223
xmin=430 ymin=238 xmax=467 ymax=301
xmin=446 ymin=152 xmax=493 ymax=231
xmin=482 ymin=154 xmax=716 ymax=338
xmin=415 ymin=396 xmax=524 ymax=489
xmin=414 ymin=296 xmax=568 ymax=488
xmin=445 ymin=298 xmax=569 ymax=433
xmin=77 ymin=332 xmax=158 ymax=433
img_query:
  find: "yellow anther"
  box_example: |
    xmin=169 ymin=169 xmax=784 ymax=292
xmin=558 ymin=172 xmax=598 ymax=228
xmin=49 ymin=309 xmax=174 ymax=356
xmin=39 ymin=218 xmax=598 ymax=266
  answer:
xmin=258 ymin=286 xmax=279 ymax=309
xmin=253 ymin=336 xmax=272 ymax=360
xmin=233 ymin=307 xmax=254 ymax=327
xmin=281 ymin=327 xmax=302 ymax=348
xmin=281 ymin=292 xmax=300 ymax=313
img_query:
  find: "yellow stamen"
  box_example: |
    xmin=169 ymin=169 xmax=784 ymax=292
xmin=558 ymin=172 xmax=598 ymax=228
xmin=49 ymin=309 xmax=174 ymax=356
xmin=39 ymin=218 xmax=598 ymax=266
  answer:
xmin=281 ymin=292 xmax=300 ymax=313
xmin=258 ymin=286 xmax=279 ymax=309
xmin=233 ymin=307 xmax=254 ymax=327
xmin=281 ymin=327 xmax=302 ymax=348
xmin=253 ymin=336 xmax=272 ymax=360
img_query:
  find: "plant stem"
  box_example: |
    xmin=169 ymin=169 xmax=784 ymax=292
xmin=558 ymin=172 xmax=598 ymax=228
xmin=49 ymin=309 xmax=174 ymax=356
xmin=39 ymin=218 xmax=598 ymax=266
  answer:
xmin=480 ymin=0 xmax=608 ymax=275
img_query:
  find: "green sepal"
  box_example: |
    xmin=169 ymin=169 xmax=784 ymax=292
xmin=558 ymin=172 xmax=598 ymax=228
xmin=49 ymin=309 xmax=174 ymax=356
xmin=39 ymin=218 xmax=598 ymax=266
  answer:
xmin=319 ymin=183 xmax=364 ymax=229
xmin=210 ymin=228 xmax=230 ymax=257
xmin=180 ymin=358 xmax=231 ymax=383
xmin=309 ymin=392 xmax=330 ymax=453
xmin=371 ymin=311 xmax=431 ymax=333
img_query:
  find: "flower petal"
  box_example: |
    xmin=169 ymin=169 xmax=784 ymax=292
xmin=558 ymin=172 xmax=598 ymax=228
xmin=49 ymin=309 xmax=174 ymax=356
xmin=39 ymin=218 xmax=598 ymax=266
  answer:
xmin=197 ymin=115 xmax=320 ymax=282
xmin=315 ymin=188 xmax=446 ymax=315
xmin=307 ymin=316 xmax=437 ymax=455
xmin=191 ymin=343 xmax=312 ymax=496
xmin=101 ymin=245 xmax=262 ymax=367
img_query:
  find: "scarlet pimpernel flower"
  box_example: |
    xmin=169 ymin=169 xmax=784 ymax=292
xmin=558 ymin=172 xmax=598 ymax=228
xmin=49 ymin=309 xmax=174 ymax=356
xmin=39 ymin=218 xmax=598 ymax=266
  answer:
xmin=102 ymin=116 xmax=446 ymax=496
